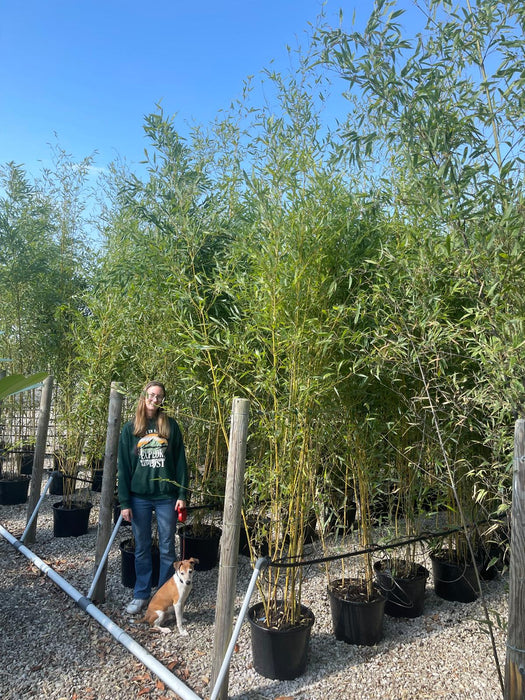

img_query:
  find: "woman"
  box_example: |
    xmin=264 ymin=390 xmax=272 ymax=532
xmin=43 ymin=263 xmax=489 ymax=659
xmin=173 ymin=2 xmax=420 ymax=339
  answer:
xmin=118 ymin=380 xmax=188 ymax=614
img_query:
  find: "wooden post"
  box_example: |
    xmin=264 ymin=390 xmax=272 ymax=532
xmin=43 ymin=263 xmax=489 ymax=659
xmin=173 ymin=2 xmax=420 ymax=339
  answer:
xmin=211 ymin=397 xmax=250 ymax=700
xmin=91 ymin=382 xmax=124 ymax=603
xmin=25 ymin=375 xmax=54 ymax=544
xmin=505 ymin=419 xmax=525 ymax=699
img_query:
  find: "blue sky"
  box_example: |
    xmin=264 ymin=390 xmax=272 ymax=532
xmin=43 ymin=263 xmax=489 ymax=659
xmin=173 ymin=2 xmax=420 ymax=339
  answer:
xmin=0 ymin=1 xmax=422 ymax=179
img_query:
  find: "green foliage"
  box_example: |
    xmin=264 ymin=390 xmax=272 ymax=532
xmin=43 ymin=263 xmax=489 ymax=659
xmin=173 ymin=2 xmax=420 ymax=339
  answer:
xmin=316 ymin=0 xmax=525 ymax=527
xmin=2 ymin=0 xmax=524 ymax=624
xmin=0 ymin=372 xmax=47 ymax=401
xmin=0 ymin=164 xmax=59 ymax=371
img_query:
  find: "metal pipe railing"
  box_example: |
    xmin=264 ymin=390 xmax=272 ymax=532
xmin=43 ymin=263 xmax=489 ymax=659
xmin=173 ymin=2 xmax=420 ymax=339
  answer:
xmin=21 ymin=472 xmax=55 ymax=543
xmin=0 ymin=524 xmax=202 ymax=700
xmin=87 ymin=513 xmax=123 ymax=600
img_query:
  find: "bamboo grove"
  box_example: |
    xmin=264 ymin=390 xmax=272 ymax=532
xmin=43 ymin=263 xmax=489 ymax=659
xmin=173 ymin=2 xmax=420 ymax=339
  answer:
xmin=1 ymin=0 xmax=524 ymax=621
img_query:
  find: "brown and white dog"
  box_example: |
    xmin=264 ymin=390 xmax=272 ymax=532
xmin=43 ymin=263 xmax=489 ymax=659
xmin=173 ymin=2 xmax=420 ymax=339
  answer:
xmin=143 ymin=558 xmax=199 ymax=635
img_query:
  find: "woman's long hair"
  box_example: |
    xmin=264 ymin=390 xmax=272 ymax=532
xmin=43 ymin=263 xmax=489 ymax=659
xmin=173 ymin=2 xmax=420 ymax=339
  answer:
xmin=133 ymin=381 xmax=171 ymax=439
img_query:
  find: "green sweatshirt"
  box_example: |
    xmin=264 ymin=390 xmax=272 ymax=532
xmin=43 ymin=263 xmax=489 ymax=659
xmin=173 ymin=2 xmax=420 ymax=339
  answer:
xmin=117 ymin=415 xmax=188 ymax=509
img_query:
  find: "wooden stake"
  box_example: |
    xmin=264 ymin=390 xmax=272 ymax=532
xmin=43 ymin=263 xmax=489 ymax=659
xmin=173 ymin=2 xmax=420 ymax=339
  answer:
xmin=505 ymin=419 xmax=525 ymax=699
xmin=211 ymin=397 xmax=250 ymax=700
xmin=25 ymin=374 xmax=54 ymax=544
xmin=91 ymin=382 xmax=124 ymax=603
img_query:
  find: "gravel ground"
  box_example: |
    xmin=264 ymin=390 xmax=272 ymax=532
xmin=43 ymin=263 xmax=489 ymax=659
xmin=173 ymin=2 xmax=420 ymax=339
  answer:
xmin=0 ymin=481 xmax=508 ymax=700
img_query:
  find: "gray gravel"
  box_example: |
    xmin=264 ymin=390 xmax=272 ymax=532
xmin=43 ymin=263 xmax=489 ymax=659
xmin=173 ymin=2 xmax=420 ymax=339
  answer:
xmin=0 ymin=484 xmax=507 ymax=700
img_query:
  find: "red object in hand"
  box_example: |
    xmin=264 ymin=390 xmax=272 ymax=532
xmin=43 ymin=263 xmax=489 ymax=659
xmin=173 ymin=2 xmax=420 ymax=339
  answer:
xmin=177 ymin=505 xmax=187 ymax=523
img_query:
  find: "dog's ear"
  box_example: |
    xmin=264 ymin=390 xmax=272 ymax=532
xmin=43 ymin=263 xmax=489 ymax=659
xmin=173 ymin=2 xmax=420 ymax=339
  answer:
xmin=172 ymin=560 xmax=182 ymax=570
xmin=190 ymin=558 xmax=200 ymax=566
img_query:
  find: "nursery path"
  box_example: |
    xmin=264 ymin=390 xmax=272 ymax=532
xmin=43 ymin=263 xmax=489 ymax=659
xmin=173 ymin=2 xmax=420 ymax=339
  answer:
xmin=1 ymin=493 xmax=507 ymax=700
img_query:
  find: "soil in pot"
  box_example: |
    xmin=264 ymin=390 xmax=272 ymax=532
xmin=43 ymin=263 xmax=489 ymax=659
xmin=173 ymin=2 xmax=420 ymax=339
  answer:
xmin=52 ymin=500 xmax=93 ymax=537
xmin=430 ymin=550 xmax=479 ymax=603
xmin=119 ymin=538 xmax=160 ymax=589
xmin=248 ymin=601 xmax=315 ymax=680
xmin=327 ymin=578 xmax=386 ymax=645
xmin=179 ymin=524 xmax=222 ymax=570
xmin=374 ymin=559 xmax=429 ymax=618
xmin=0 ymin=474 xmax=31 ymax=505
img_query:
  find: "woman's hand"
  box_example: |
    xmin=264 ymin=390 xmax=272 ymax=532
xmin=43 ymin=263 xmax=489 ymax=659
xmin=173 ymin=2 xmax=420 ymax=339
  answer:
xmin=121 ymin=508 xmax=132 ymax=523
xmin=175 ymin=499 xmax=187 ymax=522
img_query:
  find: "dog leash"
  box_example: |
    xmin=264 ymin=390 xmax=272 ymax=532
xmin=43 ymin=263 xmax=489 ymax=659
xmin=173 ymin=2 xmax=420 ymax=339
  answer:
xmin=180 ymin=529 xmax=186 ymax=560
xmin=177 ymin=504 xmax=187 ymax=559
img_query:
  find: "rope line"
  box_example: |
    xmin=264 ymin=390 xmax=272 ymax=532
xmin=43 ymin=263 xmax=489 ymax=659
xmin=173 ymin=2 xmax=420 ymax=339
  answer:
xmin=268 ymin=519 xmax=505 ymax=570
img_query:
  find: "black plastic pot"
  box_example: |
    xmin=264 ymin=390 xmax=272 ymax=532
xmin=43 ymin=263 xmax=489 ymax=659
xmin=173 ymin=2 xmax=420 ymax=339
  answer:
xmin=52 ymin=500 xmax=92 ymax=537
xmin=248 ymin=601 xmax=315 ymax=680
xmin=88 ymin=458 xmax=104 ymax=492
xmin=0 ymin=475 xmax=31 ymax=505
xmin=91 ymin=468 xmax=104 ymax=492
xmin=478 ymin=536 xmax=508 ymax=580
xmin=49 ymin=470 xmax=77 ymax=496
xmin=430 ymin=551 xmax=479 ymax=603
xmin=179 ymin=524 xmax=222 ymax=571
xmin=20 ymin=449 xmax=34 ymax=475
xmin=327 ymin=578 xmax=386 ymax=645
xmin=119 ymin=538 xmax=160 ymax=589
xmin=374 ymin=560 xmax=429 ymax=618
xmin=49 ymin=470 xmax=64 ymax=495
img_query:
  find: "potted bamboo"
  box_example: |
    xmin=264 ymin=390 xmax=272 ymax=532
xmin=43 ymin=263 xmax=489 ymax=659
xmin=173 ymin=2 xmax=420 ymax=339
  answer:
xmin=19 ymin=437 xmax=36 ymax=475
xmin=327 ymin=433 xmax=386 ymax=646
xmin=429 ymin=523 xmax=480 ymax=604
xmin=0 ymin=372 xmax=47 ymax=505
xmin=51 ymin=378 xmax=97 ymax=537
xmin=321 ymin=457 xmax=357 ymax=538
xmin=0 ymin=450 xmax=31 ymax=505
xmin=373 ymin=427 xmax=430 ymax=618
xmin=238 ymin=511 xmax=270 ymax=558
xmin=85 ymin=416 xmax=109 ymax=492
xmin=178 ymin=468 xmax=224 ymax=570
xmin=428 ymin=465 xmax=481 ymax=603
xmin=0 ymin=437 xmax=34 ymax=505
xmin=247 ymin=409 xmax=316 ymax=681
xmin=373 ymin=554 xmax=429 ymax=618
xmin=430 ymin=537 xmax=479 ymax=603
xmin=52 ymin=444 xmax=93 ymax=537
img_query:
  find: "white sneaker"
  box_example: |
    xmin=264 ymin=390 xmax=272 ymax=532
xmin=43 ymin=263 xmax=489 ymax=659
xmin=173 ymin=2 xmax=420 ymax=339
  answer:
xmin=126 ymin=598 xmax=148 ymax=614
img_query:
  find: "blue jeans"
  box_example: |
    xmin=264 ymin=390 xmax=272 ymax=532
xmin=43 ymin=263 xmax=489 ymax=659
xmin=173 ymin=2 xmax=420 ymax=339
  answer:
xmin=130 ymin=495 xmax=177 ymax=599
